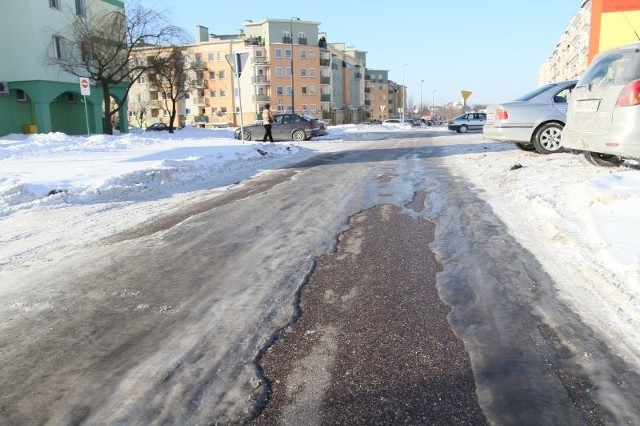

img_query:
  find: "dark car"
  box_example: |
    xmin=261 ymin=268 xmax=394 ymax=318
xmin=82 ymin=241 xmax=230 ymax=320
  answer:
xmin=483 ymin=80 xmax=577 ymax=154
xmin=145 ymin=123 xmax=172 ymax=132
xmin=235 ymin=113 xmax=319 ymax=141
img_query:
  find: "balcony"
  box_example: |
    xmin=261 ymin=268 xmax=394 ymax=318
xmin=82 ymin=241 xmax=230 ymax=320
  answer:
xmin=355 ymin=72 xmax=362 ymax=79
xmin=244 ymin=36 xmax=264 ymax=46
xmin=253 ymin=94 xmax=271 ymax=102
xmin=252 ymin=57 xmax=269 ymax=65
xmin=194 ymin=115 xmax=209 ymax=123
xmin=193 ymin=97 xmax=208 ymax=106
xmin=297 ymin=37 xmax=308 ymax=45
xmin=252 ymin=75 xmax=270 ymax=84
xmin=282 ymin=36 xmax=292 ymax=44
xmin=321 ymin=94 xmax=331 ymax=102
xmin=320 ymin=59 xmax=330 ymax=67
xmin=195 ymin=80 xmax=208 ymax=88
xmin=320 ymin=77 xmax=330 ymax=85
xmin=148 ymin=99 xmax=164 ymax=109
xmin=191 ymin=61 xmax=206 ymax=70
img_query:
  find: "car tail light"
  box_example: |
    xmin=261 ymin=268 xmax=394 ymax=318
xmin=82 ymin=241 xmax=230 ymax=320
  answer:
xmin=495 ymin=107 xmax=509 ymax=120
xmin=616 ymin=80 xmax=640 ymax=107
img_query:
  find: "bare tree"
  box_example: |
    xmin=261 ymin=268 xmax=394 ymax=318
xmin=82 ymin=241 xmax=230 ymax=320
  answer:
xmin=146 ymin=46 xmax=197 ymax=133
xmin=50 ymin=1 xmax=186 ymax=134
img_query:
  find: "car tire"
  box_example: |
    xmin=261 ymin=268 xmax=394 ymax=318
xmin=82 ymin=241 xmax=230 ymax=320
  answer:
xmin=584 ymin=151 xmax=623 ymax=167
xmin=459 ymin=125 xmax=468 ymax=133
xmin=514 ymin=142 xmax=536 ymax=151
xmin=292 ymin=130 xmax=306 ymax=141
xmin=242 ymin=130 xmax=251 ymax=141
xmin=532 ymin=123 xmax=564 ymax=154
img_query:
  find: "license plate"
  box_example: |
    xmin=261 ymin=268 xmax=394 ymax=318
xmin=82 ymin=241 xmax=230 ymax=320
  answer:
xmin=575 ymin=99 xmax=600 ymax=112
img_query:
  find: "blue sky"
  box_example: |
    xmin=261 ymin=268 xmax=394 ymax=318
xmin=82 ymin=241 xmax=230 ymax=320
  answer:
xmin=138 ymin=0 xmax=580 ymax=106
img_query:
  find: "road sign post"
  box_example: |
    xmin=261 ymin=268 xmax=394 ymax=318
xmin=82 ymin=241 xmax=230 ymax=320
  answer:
xmin=225 ymin=53 xmax=249 ymax=143
xmin=79 ymin=77 xmax=91 ymax=136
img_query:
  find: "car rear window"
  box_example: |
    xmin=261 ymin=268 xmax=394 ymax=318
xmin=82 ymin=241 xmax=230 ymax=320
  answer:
xmin=514 ymin=84 xmax=557 ymax=101
xmin=578 ymin=49 xmax=640 ymax=87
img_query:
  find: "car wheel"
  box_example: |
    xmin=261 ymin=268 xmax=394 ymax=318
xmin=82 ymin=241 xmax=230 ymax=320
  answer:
xmin=584 ymin=151 xmax=623 ymax=167
xmin=532 ymin=123 xmax=564 ymax=154
xmin=292 ymin=129 xmax=306 ymax=141
xmin=241 ymin=130 xmax=251 ymax=141
xmin=459 ymin=125 xmax=468 ymax=133
xmin=514 ymin=142 xmax=536 ymax=151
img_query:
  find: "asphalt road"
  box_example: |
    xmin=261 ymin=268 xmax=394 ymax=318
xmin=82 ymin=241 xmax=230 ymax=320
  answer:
xmin=2 ymin=134 xmax=640 ymax=424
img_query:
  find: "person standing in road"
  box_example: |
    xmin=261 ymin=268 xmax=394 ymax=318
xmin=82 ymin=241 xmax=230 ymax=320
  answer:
xmin=262 ymin=103 xmax=274 ymax=143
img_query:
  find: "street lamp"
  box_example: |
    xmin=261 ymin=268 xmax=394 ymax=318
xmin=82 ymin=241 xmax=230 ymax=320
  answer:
xmin=420 ymin=79 xmax=424 ymax=117
xmin=432 ymin=89 xmax=436 ymax=118
xmin=290 ymin=17 xmax=300 ymax=114
xmin=401 ymin=63 xmax=408 ymax=122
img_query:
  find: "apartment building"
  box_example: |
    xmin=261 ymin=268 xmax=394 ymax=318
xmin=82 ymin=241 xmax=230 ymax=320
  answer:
xmin=128 ymin=18 xmax=368 ymax=128
xmin=0 ymin=0 xmax=128 ymax=136
xmin=538 ymin=0 xmax=640 ymax=85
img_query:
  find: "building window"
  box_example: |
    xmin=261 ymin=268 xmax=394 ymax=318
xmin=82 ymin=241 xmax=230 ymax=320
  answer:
xmin=285 ymin=48 xmax=291 ymax=59
xmin=210 ymin=89 xmax=216 ymax=97
xmin=300 ymin=68 xmax=307 ymax=77
xmin=49 ymin=0 xmax=60 ymax=9
xmin=218 ymin=52 xmax=224 ymax=61
xmin=17 ymin=90 xmax=27 ymax=102
xmin=309 ymin=68 xmax=315 ymax=78
xmin=302 ymin=104 xmax=308 ymax=112
xmin=310 ymin=105 xmax=317 ymax=113
xmin=67 ymin=93 xmax=76 ymax=103
xmin=275 ymin=49 xmax=282 ymax=59
xmin=219 ymin=70 xmax=225 ymax=79
xmin=301 ymin=86 xmax=307 ymax=95
xmin=221 ymin=107 xmax=227 ymax=113
xmin=208 ymin=52 xmax=215 ymax=61
xmin=286 ymin=86 xmax=292 ymax=95
xmin=275 ymin=67 xmax=283 ymax=77
xmin=52 ymin=36 xmax=63 ymax=59
xmin=220 ymin=89 xmax=226 ymax=97
xmin=75 ymin=0 xmax=85 ymax=17
xmin=276 ymin=86 xmax=284 ymax=95
xmin=308 ymin=50 xmax=315 ymax=59
xmin=185 ymin=108 xmax=191 ymax=115
xmin=300 ymin=50 xmax=306 ymax=59
xmin=310 ymin=86 xmax=317 ymax=95
xmin=209 ymin=71 xmax=215 ymax=79
xmin=285 ymin=67 xmax=292 ymax=77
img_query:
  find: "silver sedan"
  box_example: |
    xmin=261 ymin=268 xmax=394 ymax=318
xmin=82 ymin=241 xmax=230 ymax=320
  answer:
xmin=483 ymin=80 xmax=577 ymax=154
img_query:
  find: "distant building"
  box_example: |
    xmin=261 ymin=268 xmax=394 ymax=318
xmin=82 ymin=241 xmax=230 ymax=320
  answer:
xmin=0 ymin=0 xmax=128 ymax=136
xmin=129 ymin=19 xmax=368 ymax=128
xmin=538 ymin=0 xmax=640 ymax=84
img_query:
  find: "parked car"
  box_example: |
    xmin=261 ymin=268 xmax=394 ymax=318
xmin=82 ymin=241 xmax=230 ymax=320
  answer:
xmin=562 ymin=41 xmax=640 ymax=166
xmin=382 ymin=118 xmax=420 ymax=126
xmin=447 ymin=112 xmax=486 ymax=133
xmin=145 ymin=122 xmax=172 ymax=132
xmin=317 ymin=120 xmax=329 ymax=136
xmin=483 ymin=80 xmax=577 ymax=154
xmin=234 ymin=113 xmax=319 ymax=141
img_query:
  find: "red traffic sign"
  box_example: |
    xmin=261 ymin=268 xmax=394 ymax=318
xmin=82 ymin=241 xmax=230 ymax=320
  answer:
xmin=79 ymin=77 xmax=91 ymax=96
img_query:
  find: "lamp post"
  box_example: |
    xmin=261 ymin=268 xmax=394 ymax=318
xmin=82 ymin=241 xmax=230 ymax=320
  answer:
xmin=420 ymin=79 xmax=424 ymax=117
xmin=290 ymin=17 xmax=300 ymax=114
xmin=432 ymin=89 xmax=436 ymax=119
xmin=401 ymin=63 xmax=408 ymax=122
